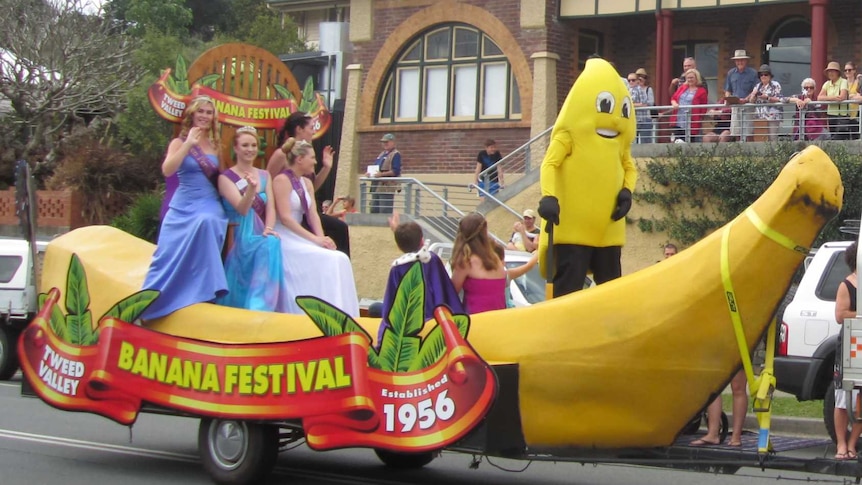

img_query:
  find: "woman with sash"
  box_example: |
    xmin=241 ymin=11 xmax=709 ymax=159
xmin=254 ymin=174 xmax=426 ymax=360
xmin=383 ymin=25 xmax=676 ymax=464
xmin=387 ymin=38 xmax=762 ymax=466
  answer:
xmin=141 ymin=96 xmax=228 ymax=320
xmin=273 ymin=138 xmax=359 ymax=317
xmin=217 ymin=126 xmax=287 ymax=312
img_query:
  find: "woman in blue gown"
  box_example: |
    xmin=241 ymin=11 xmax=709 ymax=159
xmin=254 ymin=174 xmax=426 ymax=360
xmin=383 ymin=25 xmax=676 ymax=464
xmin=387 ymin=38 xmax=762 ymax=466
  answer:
xmin=217 ymin=126 xmax=288 ymax=312
xmin=141 ymin=96 xmax=228 ymax=321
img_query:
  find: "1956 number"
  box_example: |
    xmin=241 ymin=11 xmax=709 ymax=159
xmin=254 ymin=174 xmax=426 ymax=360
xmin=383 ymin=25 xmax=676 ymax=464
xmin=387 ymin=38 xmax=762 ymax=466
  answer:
xmin=382 ymin=390 xmax=456 ymax=432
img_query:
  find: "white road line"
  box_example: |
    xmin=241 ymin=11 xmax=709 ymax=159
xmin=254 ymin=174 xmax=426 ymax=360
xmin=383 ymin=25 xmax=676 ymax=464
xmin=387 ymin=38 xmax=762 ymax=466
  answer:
xmin=0 ymin=429 xmax=199 ymax=463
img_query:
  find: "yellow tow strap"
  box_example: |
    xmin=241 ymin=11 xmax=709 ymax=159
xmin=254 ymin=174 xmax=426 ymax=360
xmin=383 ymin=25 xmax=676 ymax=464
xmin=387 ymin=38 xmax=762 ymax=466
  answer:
xmin=720 ymin=208 xmax=809 ymax=453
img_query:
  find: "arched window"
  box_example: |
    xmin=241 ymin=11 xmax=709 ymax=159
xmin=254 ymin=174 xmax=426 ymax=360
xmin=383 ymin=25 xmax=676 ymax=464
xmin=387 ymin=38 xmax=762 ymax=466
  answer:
xmin=764 ymin=17 xmax=811 ymax=96
xmin=377 ymin=24 xmax=521 ymax=124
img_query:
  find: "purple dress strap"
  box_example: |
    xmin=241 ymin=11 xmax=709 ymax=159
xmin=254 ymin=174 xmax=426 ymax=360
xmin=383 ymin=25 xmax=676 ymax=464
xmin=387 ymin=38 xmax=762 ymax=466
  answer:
xmin=281 ymin=169 xmax=310 ymax=216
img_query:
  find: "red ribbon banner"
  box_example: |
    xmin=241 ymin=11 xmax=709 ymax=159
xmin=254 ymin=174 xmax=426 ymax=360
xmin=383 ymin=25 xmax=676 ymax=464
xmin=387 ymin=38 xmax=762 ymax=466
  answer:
xmin=18 ymin=292 xmax=497 ymax=453
xmin=147 ymin=69 xmax=331 ymax=136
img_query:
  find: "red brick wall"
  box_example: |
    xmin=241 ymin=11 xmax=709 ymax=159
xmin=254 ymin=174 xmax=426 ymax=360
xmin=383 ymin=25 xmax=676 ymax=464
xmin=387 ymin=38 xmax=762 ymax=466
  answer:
xmin=0 ymin=189 xmax=85 ymax=230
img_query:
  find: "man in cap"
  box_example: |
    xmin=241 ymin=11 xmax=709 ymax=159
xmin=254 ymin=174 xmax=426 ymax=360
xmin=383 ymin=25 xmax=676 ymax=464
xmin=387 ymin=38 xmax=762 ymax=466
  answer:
xmin=507 ymin=209 xmax=541 ymax=252
xmin=369 ymin=133 xmax=402 ymax=214
xmin=724 ymin=49 xmax=759 ymax=141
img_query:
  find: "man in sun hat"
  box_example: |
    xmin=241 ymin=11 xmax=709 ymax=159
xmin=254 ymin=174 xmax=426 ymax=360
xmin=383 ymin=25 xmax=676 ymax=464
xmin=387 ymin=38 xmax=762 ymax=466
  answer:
xmin=724 ymin=49 xmax=758 ymax=141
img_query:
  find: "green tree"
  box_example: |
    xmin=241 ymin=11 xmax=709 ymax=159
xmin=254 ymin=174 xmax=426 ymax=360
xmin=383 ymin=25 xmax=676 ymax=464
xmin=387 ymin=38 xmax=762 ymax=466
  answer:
xmin=242 ymin=12 xmax=307 ymax=55
xmin=105 ymin=0 xmax=192 ymax=37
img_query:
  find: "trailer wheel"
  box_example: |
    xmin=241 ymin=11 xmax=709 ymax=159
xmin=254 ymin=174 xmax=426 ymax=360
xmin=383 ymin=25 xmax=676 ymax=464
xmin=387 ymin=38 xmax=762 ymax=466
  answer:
xmin=0 ymin=326 xmax=20 ymax=381
xmin=374 ymin=449 xmax=435 ymax=469
xmin=198 ymin=419 xmax=278 ymax=485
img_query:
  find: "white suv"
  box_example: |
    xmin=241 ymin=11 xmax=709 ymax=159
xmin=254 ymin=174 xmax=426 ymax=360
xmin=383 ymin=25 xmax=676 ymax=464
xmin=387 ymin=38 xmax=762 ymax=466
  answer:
xmin=775 ymin=240 xmax=853 ymax=442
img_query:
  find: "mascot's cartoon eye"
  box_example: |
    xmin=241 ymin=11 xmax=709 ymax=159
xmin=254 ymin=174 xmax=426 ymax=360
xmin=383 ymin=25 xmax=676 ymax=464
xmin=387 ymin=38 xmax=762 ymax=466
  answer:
xmin=595 ymin=92 xmax=615 ymax=114
xmin=621 ymin=97 xmax=632 ymax=119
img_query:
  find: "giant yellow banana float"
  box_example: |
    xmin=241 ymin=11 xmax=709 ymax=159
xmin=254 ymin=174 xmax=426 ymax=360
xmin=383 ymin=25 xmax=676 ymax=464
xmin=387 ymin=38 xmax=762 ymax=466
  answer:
xmin=39 ymin=146 xmax=842 ymax=449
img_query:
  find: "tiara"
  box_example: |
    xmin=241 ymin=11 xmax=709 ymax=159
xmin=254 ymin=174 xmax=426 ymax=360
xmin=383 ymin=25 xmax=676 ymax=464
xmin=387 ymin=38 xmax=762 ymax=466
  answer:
xmin=192 ymin=95 xmax=213 ymax=103
xmin=236 ymin=126 xmax=257 ymax=135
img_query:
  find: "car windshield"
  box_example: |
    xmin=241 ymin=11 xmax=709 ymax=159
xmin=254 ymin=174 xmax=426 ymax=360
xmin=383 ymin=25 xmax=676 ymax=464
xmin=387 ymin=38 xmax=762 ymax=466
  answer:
xmin=505 ymin=261 xmax=546 ymax=305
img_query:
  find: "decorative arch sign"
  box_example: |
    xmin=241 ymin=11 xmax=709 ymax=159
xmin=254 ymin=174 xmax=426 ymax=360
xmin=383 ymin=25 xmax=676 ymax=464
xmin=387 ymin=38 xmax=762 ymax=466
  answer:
xmin=148 ymin=43 xmax=331 ymax=141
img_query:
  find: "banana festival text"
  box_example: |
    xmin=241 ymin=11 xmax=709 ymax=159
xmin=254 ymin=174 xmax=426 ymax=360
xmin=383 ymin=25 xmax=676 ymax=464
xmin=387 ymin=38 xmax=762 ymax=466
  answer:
xmin=117 ymin=341 xmax=352 ymax=396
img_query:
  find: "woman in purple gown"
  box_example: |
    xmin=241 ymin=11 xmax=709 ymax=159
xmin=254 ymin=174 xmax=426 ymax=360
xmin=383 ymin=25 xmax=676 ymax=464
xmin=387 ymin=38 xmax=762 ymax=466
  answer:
xmin=140 ymin=96 xmax=228 ymax=321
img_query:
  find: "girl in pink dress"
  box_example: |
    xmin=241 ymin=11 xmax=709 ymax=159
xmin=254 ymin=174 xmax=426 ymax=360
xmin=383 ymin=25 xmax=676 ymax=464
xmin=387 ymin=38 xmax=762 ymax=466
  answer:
xmin=450 ymin=213 xmax=507 ymax=314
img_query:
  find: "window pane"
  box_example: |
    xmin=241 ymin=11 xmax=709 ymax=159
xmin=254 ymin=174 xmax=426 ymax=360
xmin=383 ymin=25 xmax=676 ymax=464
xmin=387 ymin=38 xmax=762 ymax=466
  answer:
xmin=402 ymin=40 xmax=421 ymax=62
xmin=397 ymin=68 xmax=419 ymax=119
xmin=452 ymin=65 xmax=477 ymax=117
xmin=379 ymin=78 xmax=393 ymax=120
xmin=426 ymin=29 xmax=450 ymax=60
xmin=424 ymin=67 xmax=448 ymax=118
xmin=510 ymin=72 xmax=521 ymax=115
xmin=578 ymin=32 xmax=601 ymax=71
xmin=695 ymin=43 xmax=718 ymax=78
xmin=454 ymin=28 xmax=479 ymax=58
xmin=0 ymin=256 xmax=21 ymax=283
xmin=482 ymin=64 xmax=506 ymax=116
xmin=483 ymin=36 xmax=502 ymax=56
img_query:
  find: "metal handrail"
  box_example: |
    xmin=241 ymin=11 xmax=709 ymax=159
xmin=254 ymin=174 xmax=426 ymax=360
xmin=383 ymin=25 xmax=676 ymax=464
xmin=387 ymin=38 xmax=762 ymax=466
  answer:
xmin=470 ymin=183 xmax=521 ymax=220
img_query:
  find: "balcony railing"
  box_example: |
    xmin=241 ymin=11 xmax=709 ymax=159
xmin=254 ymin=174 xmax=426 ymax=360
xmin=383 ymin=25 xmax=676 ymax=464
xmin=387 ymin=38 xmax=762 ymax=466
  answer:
xmin=637 ymin=100 xmax=861 ymax=144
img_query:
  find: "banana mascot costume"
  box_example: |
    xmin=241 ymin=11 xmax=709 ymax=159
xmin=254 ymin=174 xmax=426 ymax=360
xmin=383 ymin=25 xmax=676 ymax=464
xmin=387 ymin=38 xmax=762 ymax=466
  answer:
xmin=538 ymin=57 xmax=637 ymax=297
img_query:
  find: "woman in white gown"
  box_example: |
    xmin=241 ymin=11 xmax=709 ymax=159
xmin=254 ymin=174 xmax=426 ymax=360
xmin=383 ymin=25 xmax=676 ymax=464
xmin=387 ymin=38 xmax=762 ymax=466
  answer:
xmin=273 ymin=138 xmax=360 ymax=317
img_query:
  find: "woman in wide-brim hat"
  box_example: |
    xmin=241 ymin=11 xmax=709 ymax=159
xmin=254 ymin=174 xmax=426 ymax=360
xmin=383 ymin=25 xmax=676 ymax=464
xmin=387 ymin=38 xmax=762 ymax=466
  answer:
xmin=819 ymin=61 xmax=851 ymax=139
xmin=633 ymin=68 xmax=655 ymax=143
xmin=747 ymin=64 xmax=783 ymax=141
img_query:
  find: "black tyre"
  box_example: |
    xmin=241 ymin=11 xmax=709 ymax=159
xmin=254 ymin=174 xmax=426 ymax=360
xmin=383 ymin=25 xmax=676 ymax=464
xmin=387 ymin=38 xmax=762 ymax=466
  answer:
xmin=681 ymin=415 xmax=702 ymax=435
xmin=198 ymin=419 xmax=279 ymax=485
xmin=374 ymin=449 xmax=435 ymax=469
xmin=0 ymin=326 xmax=20 ymax=381
xmin=682 ymin=410 xmax=728 ymax=444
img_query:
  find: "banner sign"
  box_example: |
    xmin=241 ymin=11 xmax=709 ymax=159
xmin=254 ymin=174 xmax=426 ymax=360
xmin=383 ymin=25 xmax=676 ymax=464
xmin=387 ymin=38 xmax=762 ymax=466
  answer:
xmin=148 ymin=69 xmax=331 ymax=137
xmin=19 ymin=288 xmax=496 ymax=453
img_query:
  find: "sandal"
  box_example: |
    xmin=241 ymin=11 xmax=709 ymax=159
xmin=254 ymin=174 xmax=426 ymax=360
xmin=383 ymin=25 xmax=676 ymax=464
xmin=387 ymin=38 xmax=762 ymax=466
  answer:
xmin=848 ymin=450 xmax=858 ymax=459
xmin=835 ymin=452 xmax=851 ymax=460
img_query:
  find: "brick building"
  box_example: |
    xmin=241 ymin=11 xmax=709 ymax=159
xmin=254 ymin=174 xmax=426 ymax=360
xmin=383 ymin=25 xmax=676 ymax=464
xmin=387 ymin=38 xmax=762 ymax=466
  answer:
xmin=266 ymin=0 xmax=862 ymax=195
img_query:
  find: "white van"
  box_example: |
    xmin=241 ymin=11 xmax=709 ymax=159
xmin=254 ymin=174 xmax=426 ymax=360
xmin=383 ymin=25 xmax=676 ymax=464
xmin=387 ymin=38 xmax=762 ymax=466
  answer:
xmin=0 ymin=238 xmax=47 ymax=380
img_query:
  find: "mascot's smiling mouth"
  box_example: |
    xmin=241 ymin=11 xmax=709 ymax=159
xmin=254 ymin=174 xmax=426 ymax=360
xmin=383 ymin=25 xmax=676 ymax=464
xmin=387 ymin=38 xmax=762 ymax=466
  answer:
xmin=596 ymin=129 xmax=619 ymax=139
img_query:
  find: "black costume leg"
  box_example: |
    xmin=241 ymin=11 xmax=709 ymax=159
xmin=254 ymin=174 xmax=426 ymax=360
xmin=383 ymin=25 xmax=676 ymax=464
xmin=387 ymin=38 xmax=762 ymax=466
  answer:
xmin=591 ymin=246 xmax=622 ymax=284
xmin=552 ymin=244 xmax=593 ymax=298
xmin=320 ymin=213 xmax=351 ymax=257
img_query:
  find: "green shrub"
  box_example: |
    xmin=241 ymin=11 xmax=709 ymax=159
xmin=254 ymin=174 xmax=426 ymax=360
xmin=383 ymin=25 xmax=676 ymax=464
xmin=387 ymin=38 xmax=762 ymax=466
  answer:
xmin=111 ymin=191 xmax=163 ymax=243
xmin=636 ymin=142 xmax=862 ymax=246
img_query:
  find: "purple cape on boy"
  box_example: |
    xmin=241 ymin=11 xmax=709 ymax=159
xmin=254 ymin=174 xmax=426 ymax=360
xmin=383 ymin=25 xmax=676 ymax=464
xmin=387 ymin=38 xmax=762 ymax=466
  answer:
xmin=376 ymin=252 xmax=465 ymax=347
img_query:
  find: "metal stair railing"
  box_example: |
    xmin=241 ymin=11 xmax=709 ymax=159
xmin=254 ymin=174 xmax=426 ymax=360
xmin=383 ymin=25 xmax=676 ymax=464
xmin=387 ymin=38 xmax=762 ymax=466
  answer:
xmin=358 ymin=176 xmax=508 ymax=245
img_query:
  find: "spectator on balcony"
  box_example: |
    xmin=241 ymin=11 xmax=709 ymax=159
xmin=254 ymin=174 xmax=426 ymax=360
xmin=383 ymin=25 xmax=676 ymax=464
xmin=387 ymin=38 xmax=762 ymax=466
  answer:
xmin=630 ymin=69 xmax=654 ymax=143
xmin=724 ymin=50 xmax=759 ymax=142
xmin=747 ymin=64 xmax=783 ymax=141
xmin=474 ymin=138 xmax=505 ymax=198
xmin=819 ymin=62 xmax=851 ymax=140
xmin=702 ymin=97 xmax=732 ymax=143
xmin=845 ymin=62 xmax=861 ymax=139
xmin=268 ymin=111 xmax=351 ymax=257
xmin=786 ymin=78 xmax=827 ymax=141
xmin=669 ymin=57 xmax=699 ymax=96
xmin=669 ymin=69 xmax=708 ymax=142
xmin=141 ymin=95 xmax=228 ymax=321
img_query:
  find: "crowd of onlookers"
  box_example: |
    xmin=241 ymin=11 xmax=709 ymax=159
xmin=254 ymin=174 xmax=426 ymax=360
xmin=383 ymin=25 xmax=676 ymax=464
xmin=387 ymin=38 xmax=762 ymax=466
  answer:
xmin=626 ymin=50 xmax=862 ymax=144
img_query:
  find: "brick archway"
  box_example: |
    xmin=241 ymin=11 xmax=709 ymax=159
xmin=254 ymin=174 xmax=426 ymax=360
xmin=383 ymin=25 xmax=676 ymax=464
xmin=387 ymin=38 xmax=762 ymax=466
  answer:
xmin=359 ymin=2 xmax=532 ymax=130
